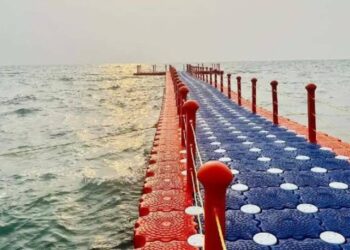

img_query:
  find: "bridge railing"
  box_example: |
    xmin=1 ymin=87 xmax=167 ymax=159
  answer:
xmin=170 ymin=65 xmax=233 ymax=250
xmin=186 ymin=63 xmax=318 ymax=144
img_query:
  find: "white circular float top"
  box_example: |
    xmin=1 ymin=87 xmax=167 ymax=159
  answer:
xmin=210 ymin=141 xmax=221 ymax=146
xmin=329 ymin=182 xmax=348 ymax=190
xmin=214 ymin=148 xmax=226 ymax=153
xmin=253 ymin=232 xmax=278 ymax=246
xmin=185 ymin=206 xmax=204 ymax=216
xmin=258 ymin=157 xmax=271 ymax=162
xmin=320 ymin=147 xmax=333 ymax=151
xmin=219 ymin=157 xmax=232 ymax=162
xmin=266 ymin=134 xmax=276 ymax=138
xmin=259 ymin=130 xmax=269 ymax=134
xmin=231 ymin=131 xmax=242 ymax=134
xmin=336 ymin=155 xmax=349 ymax=160
xmin=280 ymin=183 xmax=298 ymax=190
xmin=311 ymin=167 xmax=327 ymax=173
xmin=297 ymin=203 xmax=318 ymax=213
xmin=231 ymin=169 xmax=240 ymax=175
xmin=250 ymin=147 xmax=262 ymax=153
xmin=274 ymin=140 xmax=286 ymax=144
xmin=231 ymin=183 xmax=249 ymax=191
xmin=243 ymin=141 xmax=254 ymax=145
xmin=284 ymin=147 xmax=297 ymax=151
xmin=320 ymin=231 xmax=346 ymax=244
xmin=267 ymin=168 xmax=283 ymax=174
xmin=240 ymin=204 xmax=261 ymax=214
xmin=187 ymin=234 xmax=204 ymax=248
xmin=296 ymin=155 xmax=310 ymax=160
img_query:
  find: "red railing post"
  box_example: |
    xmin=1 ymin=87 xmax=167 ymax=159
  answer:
xmin=227 ymin=74 xmax=231 ymax=99
xmin=182 ymin=100 xmax=199 ymax=196
xmin=179 ymin=86 xmax=189 ymax=147
xmin=237 ymin=76 xmax=242 ymax=106
xmin=205 ymin=67 xmax=208 ymax=82
xmin=176 ymin=83 xmax=185 ymax=114
xmin=209 ymin=68 xmax=213 ymax=85
xmin=251 ymin=78 xmax=257 ymax=113
xmin=306 ymin=83 xmax=317 ymax=143
xmin=179 ymin=86 xmax=189 ymax=123
xmin=214 ymin=70 xmax=218 ymax=88
xmin=198 ymin=161 xmax=233 ymax=250
xmin=220 ymin=71 xmax=224 ymax=92
xmin=270 ymin=80 xmax=279 ymax=125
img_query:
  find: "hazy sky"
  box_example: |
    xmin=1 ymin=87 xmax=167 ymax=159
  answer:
xmin=0 ymin=0 xmax=349 ymax=65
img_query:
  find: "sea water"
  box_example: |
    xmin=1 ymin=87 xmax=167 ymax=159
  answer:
xmin=0 ymin=64 xmax=164 ymax=249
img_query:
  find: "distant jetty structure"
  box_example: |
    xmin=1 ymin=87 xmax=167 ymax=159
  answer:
xmin=133 ymin=64 xmax=166 ymax=76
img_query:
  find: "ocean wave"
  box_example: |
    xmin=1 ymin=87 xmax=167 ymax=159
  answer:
xmin=86 ymin=77 xmax=119 ymax=82
xmin=1 ymin=95 xmax=37 ymax=105
xmin=87 ymin=84 xmax=120 ymax=91
xmin=13 ymin=108 xmax=41 ymax=116
xmin=59 ymin=77 xmax=74 ymax=82
xmin=107 ymin=85 xmax=120 ymax=90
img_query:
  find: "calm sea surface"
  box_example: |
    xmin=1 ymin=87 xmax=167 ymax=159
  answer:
xmin=0 ymin=64 xmax=164 ymax=249
xmin=0 ymin=60 xmax=349 ymax=249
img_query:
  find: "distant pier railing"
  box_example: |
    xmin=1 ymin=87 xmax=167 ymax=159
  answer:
xmin=187 ymin=64 xmax=318 ymax=144
xmin=134 ymin=64 xmax=166 ymax=76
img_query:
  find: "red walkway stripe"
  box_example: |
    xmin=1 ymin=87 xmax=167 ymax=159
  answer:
xmin=134 ymin=72 xmax=197 ymax=250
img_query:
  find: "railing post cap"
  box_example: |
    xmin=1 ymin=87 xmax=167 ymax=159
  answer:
xmin=270 ymin=80 xmax=278 ymax=87
xmin=227 ymin=73 xmax=231 ymax=77
xmin=251 ymin=78 xmax=258 ymax=83
xmin=197 ymin=161 xmax=233 ymax=188
xmin=179 ymin=86 xmax=189 ymax=95
xmin=306 ymin=83 xmax=317 ymax=91
xmin=177 ymin=82 xmax=185 ymax=88
xmin=236 ymin=76 xmax=241 ymax=80
xmin=182 ymin=100 xmax=199 ymax=113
